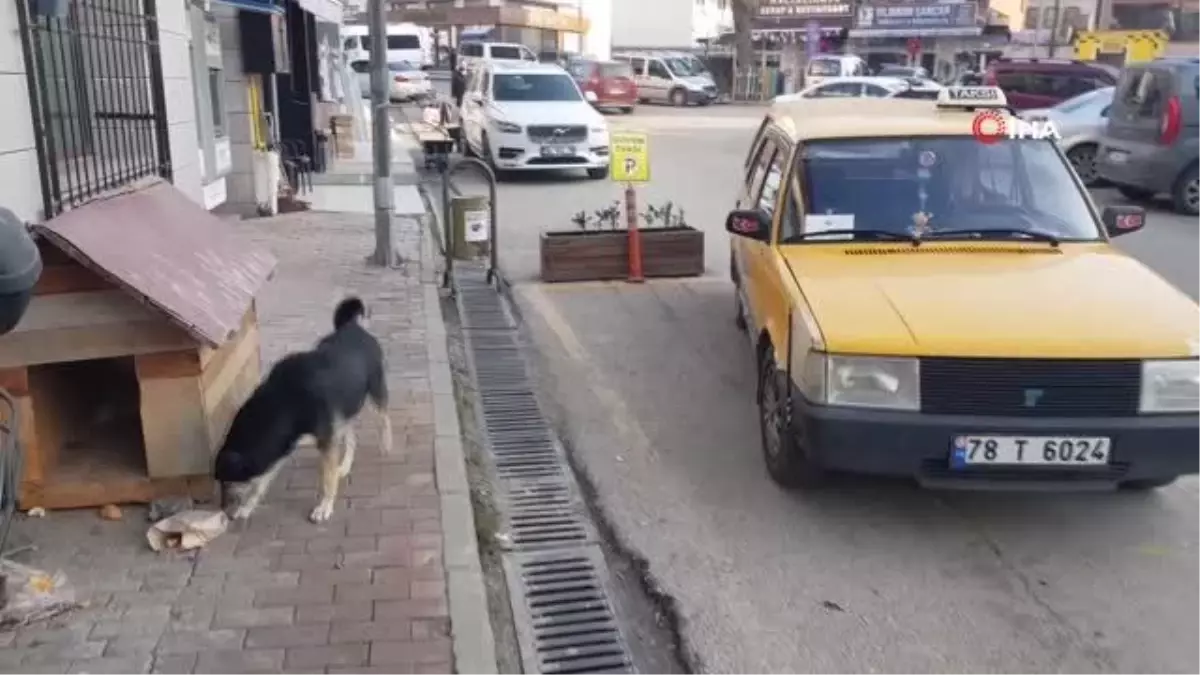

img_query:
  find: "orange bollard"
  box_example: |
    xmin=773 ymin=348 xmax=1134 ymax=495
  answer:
xmin=625 ymin=184 xmax=644 ymax=283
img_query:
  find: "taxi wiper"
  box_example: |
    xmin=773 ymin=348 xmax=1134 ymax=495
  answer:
xmin=923 ymin=228 xmax=1060 ymax=247
xmin=787 ymin=229 xmax=918 ymax=243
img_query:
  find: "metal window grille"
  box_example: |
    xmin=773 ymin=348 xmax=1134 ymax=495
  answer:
xmin=17 ymin=0 xmax=173 ymax=219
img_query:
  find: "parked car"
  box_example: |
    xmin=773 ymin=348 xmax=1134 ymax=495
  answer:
xmin=566 ymin=58 xmax=638 ymax=113
xmin=350 ymin=60 xmax=432 ymax=101
xmin=775 ymin=76 xmax=943 ymax=102
xmin=1020 ymin=86 xmax=1115 ymax=186
xmin=803 ymin=54 xmax=868 ymax=88
xmin=457 ymin=41 xmax=539 ymax=72
xmin=876 ymin=64 xmax=931 ymax=80
xmin=1096 ymin=57 xmax=1200 ymax=215
xmin=459 ymin=61 xmax=610 ymax=180
xmin=984 ymin=57 xmax=1119 ymax=110
xmin=615 ymin=52 xmax=717 ymax=106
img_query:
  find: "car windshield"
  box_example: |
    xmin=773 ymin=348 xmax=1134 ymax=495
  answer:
xmin=1055 ymin=86 xmax=1113 ymax=113
xmin=490 ymin=45 xmax=523 ymax=60
xmin=386 ymin=34 xmax=420 ymax=50
xmin=665 ymin=57 xmax=700 ymax=76
xmin=808 ymin=60 xmax=841 ymax=76
xmin=493 ymin=73 xmax=582 ymax=101
xmin=790 ymin=137 xmax=1101 ymax=243
xmin=600 ymin=61 xmax=633 ymax=78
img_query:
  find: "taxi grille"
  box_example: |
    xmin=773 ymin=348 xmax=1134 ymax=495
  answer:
xmin=920 ymin=358 xmax=1141 ymax=417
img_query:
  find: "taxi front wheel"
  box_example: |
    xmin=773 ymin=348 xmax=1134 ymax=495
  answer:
xmin=759 ymin=353 xmax=827 ymax=489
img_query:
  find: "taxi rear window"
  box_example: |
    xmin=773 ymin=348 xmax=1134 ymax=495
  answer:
xmin=790 ymin=137 xmax=1101 ymax=242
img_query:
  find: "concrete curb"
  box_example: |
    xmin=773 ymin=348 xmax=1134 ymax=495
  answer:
xmin=423 ymin=240 xmax=499 ymax=673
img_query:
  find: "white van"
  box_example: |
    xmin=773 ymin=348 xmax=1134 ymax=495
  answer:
xmin=456 ymin=41 xmax=539 ymax=71
xmin=804 ymin=54 xmax=867 ymax=88
xmin=342 ymin=23 xmax=432 ymax=69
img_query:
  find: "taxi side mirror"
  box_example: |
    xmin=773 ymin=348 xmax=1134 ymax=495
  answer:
xmin=1101 ymin=204 xmax=1146 ymax=238
xmin=725 ymin=209 xmax=771 ymax=242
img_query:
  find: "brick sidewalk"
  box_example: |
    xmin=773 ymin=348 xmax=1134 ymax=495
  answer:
xmin=0 ymin=212 xmax=490 ymax=674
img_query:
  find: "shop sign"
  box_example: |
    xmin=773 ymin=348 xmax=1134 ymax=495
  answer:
xmin=855 ymin=1 xmax=978 ymax=31
xmin=756 ymin=0 xmax=853 ymax=22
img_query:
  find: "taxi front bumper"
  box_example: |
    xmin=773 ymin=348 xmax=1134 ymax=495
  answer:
xmin=789 ymin=389 xmax=1199 ymax=490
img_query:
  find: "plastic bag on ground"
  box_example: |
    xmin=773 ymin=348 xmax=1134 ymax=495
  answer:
xmin=146 ymin=509 xmax=228 ymax=552
xmin=0 ymin=558 xmax=77 ymax=628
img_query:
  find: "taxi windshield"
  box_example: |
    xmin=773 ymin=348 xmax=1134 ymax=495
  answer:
xmin=791 ymin=136 xmax=1101 ymax=242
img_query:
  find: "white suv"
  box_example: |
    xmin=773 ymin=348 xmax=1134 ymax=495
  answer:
xmin=460 ymin=61 xmax=610 ymax=179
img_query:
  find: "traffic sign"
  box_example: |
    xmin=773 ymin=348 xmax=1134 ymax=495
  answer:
xmin=610 ymin=132 xmax=650 ymax=183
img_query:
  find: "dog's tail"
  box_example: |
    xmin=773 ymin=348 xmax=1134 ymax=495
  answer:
xmin=333 ymin=297 xmax=367 ymax=329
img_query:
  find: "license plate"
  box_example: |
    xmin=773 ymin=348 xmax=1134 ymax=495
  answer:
xmin=540 ymin=145 xmax=575 ymax=157
xmin=1108 ymin=150 xmax=1129 ymax=164
xmin=950 ymin=435 xmax=1111 ymax=468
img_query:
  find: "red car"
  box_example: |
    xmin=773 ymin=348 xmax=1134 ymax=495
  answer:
xmin=567 ymin=59 xmax=638 ymax=113
xmin=983 ymin=57 xmax=1119 ymax=111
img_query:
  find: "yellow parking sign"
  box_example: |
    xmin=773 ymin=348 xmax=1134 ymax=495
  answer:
xmin=610 ymin=132 xmax=650 ymax=183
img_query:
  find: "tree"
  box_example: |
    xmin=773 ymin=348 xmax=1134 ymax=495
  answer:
xmin=731 ymin=0 xmax=759 ymax=73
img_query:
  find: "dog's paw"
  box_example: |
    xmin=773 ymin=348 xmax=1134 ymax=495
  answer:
xmin=309 ymin=500 xmax=334 ymax=523
xmin=231 ymin=505 xmax=254 ymax=521
xmin=338 ymin=462 xmax=352 ymax=478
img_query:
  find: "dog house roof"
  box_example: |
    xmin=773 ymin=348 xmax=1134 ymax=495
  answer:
xmin=33 ymin=180 xmax=277 ymax=347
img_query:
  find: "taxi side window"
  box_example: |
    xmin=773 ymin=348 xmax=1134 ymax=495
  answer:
xmin=745 ymin=136 xmax=778 ymax=205
xmin=756 ymin=144 xmax=786 ymax=217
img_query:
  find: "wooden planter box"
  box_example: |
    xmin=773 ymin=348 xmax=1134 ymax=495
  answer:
xmin=540 ymin=227 xmax=704 ymax=283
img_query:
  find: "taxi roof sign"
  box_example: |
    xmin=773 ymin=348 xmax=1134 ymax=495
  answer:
xmin=937 ymin=86 xmax=1008 ymax=109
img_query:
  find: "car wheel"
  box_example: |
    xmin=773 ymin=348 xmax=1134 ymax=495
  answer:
xmin=586 ymin=167 xmax=608 ymax=180
xmin=758 ymin=349 xmax=826 ymax=489
xmin=1067 ymin=144 xmax=1100 ymax=187
xmin=621 ymin=106 xmax=634 ymax=114
xmin=669 ymin=88 xmax=688 ymax=107
xmin=1118 ymin=186 xmax=1156 ymax=202
xmin=1121 ymin=477 xmax=1177 ymax=490
xmin=1171 ymin=164 xmax=1199 ymax=216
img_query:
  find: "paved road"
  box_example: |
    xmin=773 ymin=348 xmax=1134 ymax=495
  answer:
xmin=448 ymin=105 xmax=1199 ymax=673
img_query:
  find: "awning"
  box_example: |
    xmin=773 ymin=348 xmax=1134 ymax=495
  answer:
xmin=751 ymin=26 xmax=844 ymax=40
xmin=293 ymin=0 xmax=343 ymax=25
xmin=213 ymin=0 xmax=283 ymax=15
xmin=849 ymin=26 xmax=984 ymax=37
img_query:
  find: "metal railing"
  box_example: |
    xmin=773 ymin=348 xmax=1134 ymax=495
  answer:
xmin=17 ymin=0 xmax=172 ymax=218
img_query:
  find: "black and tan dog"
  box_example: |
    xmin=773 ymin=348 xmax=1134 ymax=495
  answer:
xmin=214 ymin=297 xmax=392 ymax=523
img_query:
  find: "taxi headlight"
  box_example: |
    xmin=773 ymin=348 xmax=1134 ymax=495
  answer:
xmin=825 ymin=355 xmax=920 ymax=411
xmin=1139 ymin=359 xmax=1199 ymax=413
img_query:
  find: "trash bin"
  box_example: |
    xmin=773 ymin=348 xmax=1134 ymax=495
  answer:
xmin=450 ymin=195 xmax=490 ymax=261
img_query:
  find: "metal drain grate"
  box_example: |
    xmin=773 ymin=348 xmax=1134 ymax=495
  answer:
xmin=452 ymin=263 xmax=635 ymax=673
xmin=506 ymin=549 xmax=634 ymax=674
xmin=501 ymin=478 xmax=593 ymax=548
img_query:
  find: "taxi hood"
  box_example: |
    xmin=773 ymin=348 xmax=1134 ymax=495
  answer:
xmin=782 ymin=244 xmax=1200 ymax=359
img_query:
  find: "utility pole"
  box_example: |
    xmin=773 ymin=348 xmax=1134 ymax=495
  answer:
xmin=1046 ymin=0 xmax=1063 ymax=57
xmin=368 ymin=0 xmax=393 ymax=266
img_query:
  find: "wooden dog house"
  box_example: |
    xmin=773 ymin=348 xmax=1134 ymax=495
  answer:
xmin=0 ymin=181 xmax=275 ymax=510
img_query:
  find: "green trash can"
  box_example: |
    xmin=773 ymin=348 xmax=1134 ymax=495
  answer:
xmin=450 ymin=195 xmax=490 ymax=261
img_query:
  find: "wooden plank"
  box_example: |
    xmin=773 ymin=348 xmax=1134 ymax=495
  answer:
xmin=26 ymin=366 xmax=70 ymax=487
xmin=8 ymin=395 xmax=40 ymax=485
xmin=0 ymin=367 xmax=29 ymax=397
xmin=135 ymin=350 xmax=203 ymax=380
xmin=202 ymin=329 xmax=261 ymax=449
xmin=540 ymin=229 xmax=705 ymax=283
xmin=199 ymin=305 xmax=256 ymax=373
xmin=34 ymin=264 xmax=115 ymax=296
xmin=136 ymin=370 xmax=211 ymax=478
xmin=19 ymin=474 xmax=213 ymax=511
xmin=0 ymin=320 xmax=196 ymax=369
xmin=4 ymin=290 xmax=169 ymax=335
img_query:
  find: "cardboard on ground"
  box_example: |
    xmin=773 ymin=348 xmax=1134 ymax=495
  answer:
xmin=610 ymin=132 xmax=650 ymax=183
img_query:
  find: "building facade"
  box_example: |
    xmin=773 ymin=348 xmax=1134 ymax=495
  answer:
xmin=611 ymin=0 xmax=732 ymax=50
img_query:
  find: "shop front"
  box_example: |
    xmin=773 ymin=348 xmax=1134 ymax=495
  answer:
xmin=749 ymin=0 xmax=855 ymax=94
xmin=849 ymin=0 xmax=1007 ymax=80
xmin=392 ymin=2 xmax=588 ymax=60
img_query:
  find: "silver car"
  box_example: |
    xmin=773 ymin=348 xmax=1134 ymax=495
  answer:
xmin=1020 ymin=87 xmax=1114 ymax=186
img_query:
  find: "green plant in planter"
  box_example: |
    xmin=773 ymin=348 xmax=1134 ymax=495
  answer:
xmin=641 ymin=201 xmax=688 ymax=229
xmin=571 ymin=210 xmax=593 ymax=231
xmin=594 ymin=201 xmax=622 ymax=230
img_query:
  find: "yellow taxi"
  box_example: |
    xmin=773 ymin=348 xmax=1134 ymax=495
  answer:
xmin=727 ymin=86 xmax=1199 ymax=491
